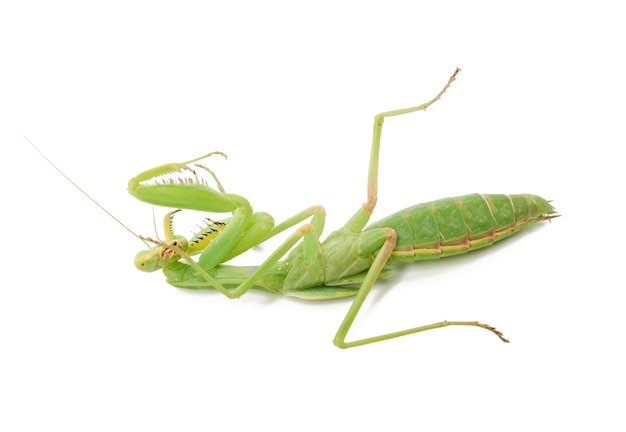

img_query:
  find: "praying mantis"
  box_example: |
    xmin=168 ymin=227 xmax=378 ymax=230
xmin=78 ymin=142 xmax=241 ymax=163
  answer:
xmin=33 ymin=68 xmax=557 ymax=348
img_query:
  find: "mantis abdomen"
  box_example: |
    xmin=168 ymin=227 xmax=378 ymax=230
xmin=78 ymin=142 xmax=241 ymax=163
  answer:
xmin=367 ymin=193 xmax=556 ymax=262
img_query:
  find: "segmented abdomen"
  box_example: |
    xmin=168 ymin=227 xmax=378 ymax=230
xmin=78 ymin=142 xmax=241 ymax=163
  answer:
xmin=366 ymin=193 xmax=556 ymax=262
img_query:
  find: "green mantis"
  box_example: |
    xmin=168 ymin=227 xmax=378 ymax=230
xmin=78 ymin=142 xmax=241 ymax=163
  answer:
xmin=34 ymin=69 xmax=558 ymax=348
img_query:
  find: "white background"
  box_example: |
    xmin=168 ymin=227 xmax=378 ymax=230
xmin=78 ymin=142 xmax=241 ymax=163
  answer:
xmin=1 ymin=1 xmax=624 ymax=431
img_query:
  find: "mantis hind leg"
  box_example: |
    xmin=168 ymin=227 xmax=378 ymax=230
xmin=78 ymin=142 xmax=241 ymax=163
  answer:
xmin=344 ymin=68 xmax=461 ymax=233
xmin=332 ymin=227 xmax=509 ymax=348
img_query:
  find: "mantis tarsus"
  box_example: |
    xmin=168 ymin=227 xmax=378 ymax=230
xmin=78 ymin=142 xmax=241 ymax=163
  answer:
xmin=32 ymin=68 xmax=558 ymax=348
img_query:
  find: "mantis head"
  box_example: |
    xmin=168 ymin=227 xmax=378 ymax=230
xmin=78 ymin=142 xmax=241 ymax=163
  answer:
xmin=134 ymin=236 xmax=190 ymax=272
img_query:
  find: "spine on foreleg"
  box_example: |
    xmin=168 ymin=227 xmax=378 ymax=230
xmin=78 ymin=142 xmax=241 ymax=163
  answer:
xmin=366 ymin=193 xmax=557 ymax=262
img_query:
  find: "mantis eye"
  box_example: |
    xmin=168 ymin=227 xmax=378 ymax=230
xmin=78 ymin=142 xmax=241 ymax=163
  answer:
xmin=134 ymin=249 xmax=161 ymax=272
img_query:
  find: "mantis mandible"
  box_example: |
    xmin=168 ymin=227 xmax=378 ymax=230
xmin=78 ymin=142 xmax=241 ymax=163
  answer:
xmin=32 ymin=69 xmax=558 ymax=348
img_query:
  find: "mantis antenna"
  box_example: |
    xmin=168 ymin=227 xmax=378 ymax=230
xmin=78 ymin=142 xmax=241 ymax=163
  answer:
xmin=24 ymin=136 xmax=151 ymax=247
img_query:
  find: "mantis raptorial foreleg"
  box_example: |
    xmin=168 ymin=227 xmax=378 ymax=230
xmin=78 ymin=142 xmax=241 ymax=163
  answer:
xmin=332 ymin=68 xmax=508 ymax=347
xmin=129 ymin=152 xmax=329 ymax=298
